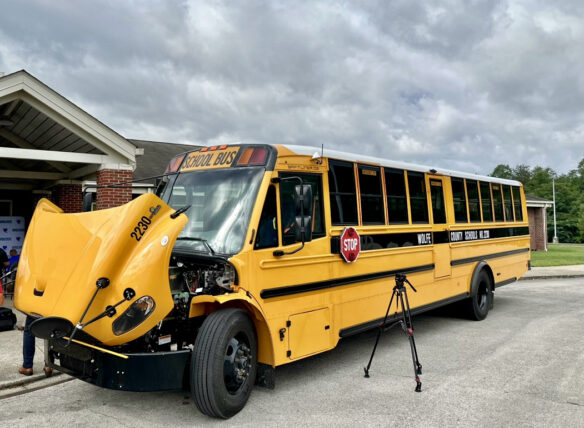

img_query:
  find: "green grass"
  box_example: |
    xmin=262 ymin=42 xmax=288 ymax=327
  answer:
xmin=531 ymin=244 xmax=584 ymax=267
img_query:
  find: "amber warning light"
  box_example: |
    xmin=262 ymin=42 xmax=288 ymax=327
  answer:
xmin=166 ymin=154 xmax=186 ymax=173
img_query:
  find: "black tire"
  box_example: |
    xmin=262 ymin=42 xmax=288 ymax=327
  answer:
xmin=191 ymin=308 xmax=257 ymax=419
xmin=464 ymin=270 xmax=492 ymax=321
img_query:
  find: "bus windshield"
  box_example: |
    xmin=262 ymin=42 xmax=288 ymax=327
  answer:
xmin=162 ymin=167 xmax=264 ymax=255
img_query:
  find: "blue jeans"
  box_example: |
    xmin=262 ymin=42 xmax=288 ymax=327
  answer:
xmin=23 ymin=315 xmax=35 ymax=369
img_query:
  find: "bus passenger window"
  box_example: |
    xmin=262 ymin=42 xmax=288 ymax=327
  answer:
xmin=280 ymin=173 xmax=325 ymax=246
xmin=385 ymin=169 xmax=408 ymax=224
xmin=503 ymin=185 xmax=513 ymax=221
xmin=255 ymin=186 xmax=278 ymax=249
xmin=407 ymin=172 xmax=428 ymax=223
xmin=466 ymin=180 xmax=480 ymax=222
xmin=430 ymin=179 xmax=447 ymax=224
xmin=358 ymin=165 xmax=384 ymax=224
xmin=480 ymin=182 xmax=493 ymax=222
xmin=451 ymin=178 xmax=467 ymax=223
xmin=328 ymin=161 xmax=358 ymax=225
xmin=512 ymin=186 xmax=523 ymax=221
xmin=492 ymin=184 xmax=504 ymax=221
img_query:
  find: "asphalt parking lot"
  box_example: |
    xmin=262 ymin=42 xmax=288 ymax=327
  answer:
xmin=1 ymin=277 xmax=583 ymax=427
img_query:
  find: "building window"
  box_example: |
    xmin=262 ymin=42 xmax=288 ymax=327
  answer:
xmin=328 ymin=161 xmax=358 ymax=225
xmin=480 ymin=182 xmax=493 ymax=222
xmin=451 ymin=178 xmax=467 ymax=223
xmin=358 ymin=165 xmax=384 ymax=224
xmin=385 ymin=168 xmax=408 ymax=224
xmin=407 ymin=172 xmax=428 ymax=223
xmin=466 ymin=180 xmax=481 ymax=222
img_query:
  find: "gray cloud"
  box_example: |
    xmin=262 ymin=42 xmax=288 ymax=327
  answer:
xmin=1 ymin=0 xmax=582 ymax=175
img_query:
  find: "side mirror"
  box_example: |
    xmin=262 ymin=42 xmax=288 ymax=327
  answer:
xmin=82 ymin=192 xmax=93 ymax=212
xmin=294 ymin=184 xmax=313 ymax=243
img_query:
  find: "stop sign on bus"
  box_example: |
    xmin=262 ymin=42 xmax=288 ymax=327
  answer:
xmin=340 ymin=227 xmax=360 ymax=263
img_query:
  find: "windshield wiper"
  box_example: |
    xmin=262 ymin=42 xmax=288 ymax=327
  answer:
xmin=176 ymin=236 xmax=216 ymax=255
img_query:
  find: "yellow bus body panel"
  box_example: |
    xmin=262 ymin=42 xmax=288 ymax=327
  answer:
xmin=14 ymin=194 xmax=187 ymax=346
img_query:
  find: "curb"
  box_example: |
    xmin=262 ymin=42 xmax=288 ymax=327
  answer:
xmin=0 ymin=371 xmax=62 ymax=391
xmin=520 ymin=274 xmax=584 ymax=281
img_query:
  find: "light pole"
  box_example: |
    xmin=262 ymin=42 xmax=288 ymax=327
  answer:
xmin=552 ymin=178 xmax=558 ymax=244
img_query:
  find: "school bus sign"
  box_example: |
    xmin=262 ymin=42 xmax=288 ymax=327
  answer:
xmin=180 ymin=147 xmax=240 ymax=171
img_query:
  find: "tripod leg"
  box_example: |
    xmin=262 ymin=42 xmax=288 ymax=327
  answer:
xmin=364 ymin=289 xmax=396 ymax=378
xmin=398 ymin=292 xmax=422 ymax=392
xmin=402 ymin=285 xmax=422 ymax=375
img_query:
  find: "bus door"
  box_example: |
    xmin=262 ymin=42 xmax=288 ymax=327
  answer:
xmin=428 ymin=176 xmax=451 ymax=279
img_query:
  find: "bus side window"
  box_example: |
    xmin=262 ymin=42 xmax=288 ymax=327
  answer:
xmin=512 ymin=186 xmax=523 ymax=221
xmin=280 ymin=173 xmax=325 ymax=246
xmin=492 ymin=184 xmax=505 ymax=221
xmin=255 ymin=185 xmax=278 ymax=249
xmin=328 ymin=161 xmax=358 ymax=225
xmin=385 ymin=168 xmax=408 ymax=224
xmin=503 ymin=185 xmax=513 ymax=221
xmin=430 ymin=179 xmax=447 ymax=224
xmin=466 ymin=180 xmax=481 ymax=222
xmin=480 ymin=182 xmax=493 ymax=222
xmin=451 ymin=178 xmax=468 ymax=223
xmin=358 ymin=165 xmax=384 ymax=224
xmin=407 ymin=172 xmax=428 ymax=223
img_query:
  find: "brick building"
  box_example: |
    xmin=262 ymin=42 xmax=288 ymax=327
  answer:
xmin=525 ymin=194 xmax=554 ymax=251
xmin=0 ymin=70 xmax=195 ymax=230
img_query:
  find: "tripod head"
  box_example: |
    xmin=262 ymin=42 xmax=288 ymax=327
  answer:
xmin=394 ymin=273 xmax=417 ymax=293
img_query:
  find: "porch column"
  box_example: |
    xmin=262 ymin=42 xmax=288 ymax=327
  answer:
xmin=96 ymin=165 xmax=133 ymax=210
xmin=52 ymin=181 xmax=83 ymax=213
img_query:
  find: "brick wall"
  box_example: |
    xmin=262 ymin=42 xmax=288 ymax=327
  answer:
xmin=96 ymin=169 xmax=133 ymax=210
xmin=528 ymin=207 xmax=547 ymax=251
xmin=52 ymin=184 xmax=82 ymax=213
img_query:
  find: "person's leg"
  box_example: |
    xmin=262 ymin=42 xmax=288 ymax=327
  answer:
xmin=22 ymin=315 xmax=35 ymax=369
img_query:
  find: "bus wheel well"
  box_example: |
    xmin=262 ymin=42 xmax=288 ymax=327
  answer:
xmin=472 ymin=261 xmax=495 ymax=309
xmin=218 ymin=300 xmax=275 ymax=367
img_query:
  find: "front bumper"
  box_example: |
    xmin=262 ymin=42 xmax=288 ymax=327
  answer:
xmin=45 ymin=338 xmax=190 ymax=391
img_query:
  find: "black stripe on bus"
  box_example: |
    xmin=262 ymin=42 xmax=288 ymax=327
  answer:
xmin=451 ymin=248 xmax=529 ymax=266
xmin=339 ymin=292 xmax=468 ymax=338
xmin=260 ymin=263 xmax=435 ymax=299
xmin=331 ymin=226 xmax=529 ymax=253
xmin=495 ymin=277 xmax=517 ymax=288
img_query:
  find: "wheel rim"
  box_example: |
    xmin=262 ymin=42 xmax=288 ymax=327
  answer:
xmin=477 ymin=280 xmax=488 ymax=311
xmin=223 ymin=333 xmax=252 ymax=395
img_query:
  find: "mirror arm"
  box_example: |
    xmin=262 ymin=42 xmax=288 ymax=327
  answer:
xmin=273 ymin=242 xmax=305 ymax=257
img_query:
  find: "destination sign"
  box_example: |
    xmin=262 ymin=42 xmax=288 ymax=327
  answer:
xmin=181 ymin=147 xmax=240 ymax=171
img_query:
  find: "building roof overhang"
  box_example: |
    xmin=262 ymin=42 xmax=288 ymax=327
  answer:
xmin=0 ymin=70 xmax=138 ymax=187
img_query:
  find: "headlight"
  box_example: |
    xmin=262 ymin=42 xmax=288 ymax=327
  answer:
xmin=112 ymin=296 xmax=156 ymax=336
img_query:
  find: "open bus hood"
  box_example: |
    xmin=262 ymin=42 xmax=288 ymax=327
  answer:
xmin=14 ymin=194 xmax=187 ymax=346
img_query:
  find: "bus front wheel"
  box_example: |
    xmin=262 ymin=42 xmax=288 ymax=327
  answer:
xmin=465 ymin=269 xmax=492 ymax=321
xmin=191 ymin=308 xmax=258 ymax=419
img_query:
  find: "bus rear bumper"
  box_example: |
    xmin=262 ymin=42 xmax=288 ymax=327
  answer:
xmin=45 ymin=338 xmax=190 ymax=392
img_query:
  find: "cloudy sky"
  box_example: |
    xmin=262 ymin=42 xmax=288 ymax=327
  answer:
xmin=1 ymin=0 xmax=583 ymax=175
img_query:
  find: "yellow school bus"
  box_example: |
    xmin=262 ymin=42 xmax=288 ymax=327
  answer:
xmin=15 ymin=144 xmax=529 ymax=418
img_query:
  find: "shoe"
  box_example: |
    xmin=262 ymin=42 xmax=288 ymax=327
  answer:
xmin=43 ymin=366 xmax=53 ymax=378
xmin=18 ymin=367 xmax=33 ymax=376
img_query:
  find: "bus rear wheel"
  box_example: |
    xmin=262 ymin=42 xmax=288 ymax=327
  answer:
xmin=464 ymin=270 xmax=491 ymax=321
xmin=191 ymin=308 xmax=258 ymax=419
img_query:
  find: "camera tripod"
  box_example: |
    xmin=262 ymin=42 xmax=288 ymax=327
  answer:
xmin=363 ymin=273 xmax=423 ymax=392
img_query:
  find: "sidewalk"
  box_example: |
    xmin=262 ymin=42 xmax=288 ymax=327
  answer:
xmin=0 ymin=297 xmax=61 ymax=393
xmin=1 ymin=265 xmax=582 ymax=393
xmin=521 ymin=264 xmax=584 ymax=280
